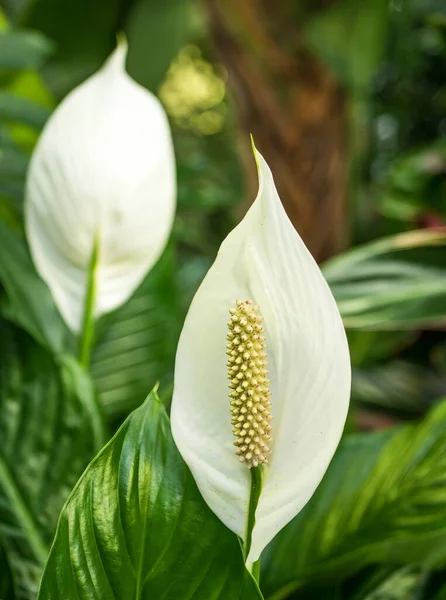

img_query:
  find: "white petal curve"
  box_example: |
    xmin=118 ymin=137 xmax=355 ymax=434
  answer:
xmin=171 ymin=149 xmax=351 ymax=562
xmin=25 ymin=40 xmax=176 ymax=332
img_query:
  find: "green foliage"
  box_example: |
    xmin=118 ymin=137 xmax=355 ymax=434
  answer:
xmin=126 ymin=0 xmax=195 ymax=92
xmin=352 ymin=360 xmax=446 ymax=417
xmin=91 ymin=246 xmax=181 ymax=420
xmin=380 ymin=140 xmax=446 ymax=223
xmin=0 ymin=220 xmax=68 ymax=353
xmin=303 ymin=0 xmax=390 ymax=93
xmin=323 ymin=229 xmax=446 ymax=330
xmin=0 ymin=320 xmax=106 ymax=599
xmin=0 ymin=543 xmax=15 ymax=599
xmin=37 ymin=389 xmax=263 ymax=600
xmin=262 ymin=399 xmax=446 ymax=600
xmin=0 ymin=30 xmax=53 ymax=73
xmin=18 ymin=0 xmax=119 ymax=95
xmin=0 ymin=91 xmax=50 ymax=129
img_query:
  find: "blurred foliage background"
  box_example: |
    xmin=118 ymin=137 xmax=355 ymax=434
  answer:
xmin=0 ymin=0 xmax=446 ymax=599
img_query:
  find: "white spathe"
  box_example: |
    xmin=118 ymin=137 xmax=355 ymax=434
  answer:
xmin=171 ymin=148 xmax=351 ymax=563
xmin=25 ymin=40 xmax=176 ymax=332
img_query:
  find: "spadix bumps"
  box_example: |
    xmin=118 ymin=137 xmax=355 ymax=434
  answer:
xmin=227 ymin=300 xmax=272 ymax=468
xmin=171 ymin=146 xmax=351 ymax=563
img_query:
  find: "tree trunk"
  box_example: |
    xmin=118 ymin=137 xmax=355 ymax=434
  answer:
xmin=203 ymin=0 xmax=347 ymax=262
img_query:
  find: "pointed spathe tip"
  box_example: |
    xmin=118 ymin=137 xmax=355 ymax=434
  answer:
xmin=250 ymin=134 xmax=261 ymax=173
xmin=105 ymin=32 xmax=128 ymax=74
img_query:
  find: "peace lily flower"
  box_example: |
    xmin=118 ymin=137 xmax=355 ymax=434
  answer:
xmin=25 ymin=39 xmax=176 ymax=333
xmin=171 ymin=147 xmax=351 ymax=564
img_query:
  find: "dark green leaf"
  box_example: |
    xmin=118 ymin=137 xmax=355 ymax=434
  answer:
xmin=37 ymin=389 xmax=263 ymax=600
xmin=0 ymin=320 xmax=106 ymax=599
xmin=19 ymin=0 xmax=133 ymax=96
xmin=0 ymin=541 xmax=15 ymax=599
xmin=262 ymin=400 xmax=446 ymax=600
xmin=0 ymin=31 xmax=53 ymax=72
xmin=323 ymin=229 xmax=446 ymax=330
xmin=0 ymin=220 xmax=68 ymax=353
xmin=19 ymin=0 xmax=117 ymax=63
xmin=91 ymin=245 xmax=181 ymax=420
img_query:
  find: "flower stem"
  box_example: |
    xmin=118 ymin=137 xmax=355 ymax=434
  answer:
xmin=79 ymin=239 xmax=99 ymax=368
xmin=251 ymin=557 xmax=261 ymax=584
xmin=244 ymin=465 xmax=263 ymax=578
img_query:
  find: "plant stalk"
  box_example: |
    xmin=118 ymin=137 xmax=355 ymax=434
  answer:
xmin=79 ymin=238 xmax=99 ymax=368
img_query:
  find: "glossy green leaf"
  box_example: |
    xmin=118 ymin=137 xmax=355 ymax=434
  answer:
xmin=37 ymin=389 xmax=263 ymax=600
xmin=0 ymin=31 xmax=53 ymax=72
xmin=91 ymin=246 xmax=181 ymax=420
xmin=303 ymin=0 xmax=390 ymax=93
xmin=262 ymin=400 xmax=446 ymax=600
xmin=0 ymin=220 xmax=68 ymax=353
xmin=0 ymin=320 xmax=106 ymax=599
xmin=323 ymin=229 xmax=446 ymax=330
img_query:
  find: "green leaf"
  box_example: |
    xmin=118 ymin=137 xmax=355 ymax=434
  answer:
xmin=303 ymin=0 xmax=390 ymax=93
xmin=0 ymin=30 xmax=53 ymax=72
xmin=91 ymin=246 xmax=181 ymax=420
xmin=0 ymin=319 xmax=106 ymax=599
xmin=126 ymin=0 xmax=194 ymax=92
xmin=0 ymin=220 xmax=69 ymax=353
xmin=37 ymin=389 xmax=263 ymax=600
xmin=323 ymin=229 xmax=446 ymax=330
xmin=0 ymin=92 xmax=50 ymax=129
xmin=262 ymin=400 xmax=446 ymax=600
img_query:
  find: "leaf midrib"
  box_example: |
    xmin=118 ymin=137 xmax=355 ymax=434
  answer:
xmin=0 ymin=455 xmax=49 ymax=565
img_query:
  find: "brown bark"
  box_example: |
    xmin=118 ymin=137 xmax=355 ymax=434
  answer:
xmin=204 ymin=0 xmax=347 ymax=262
